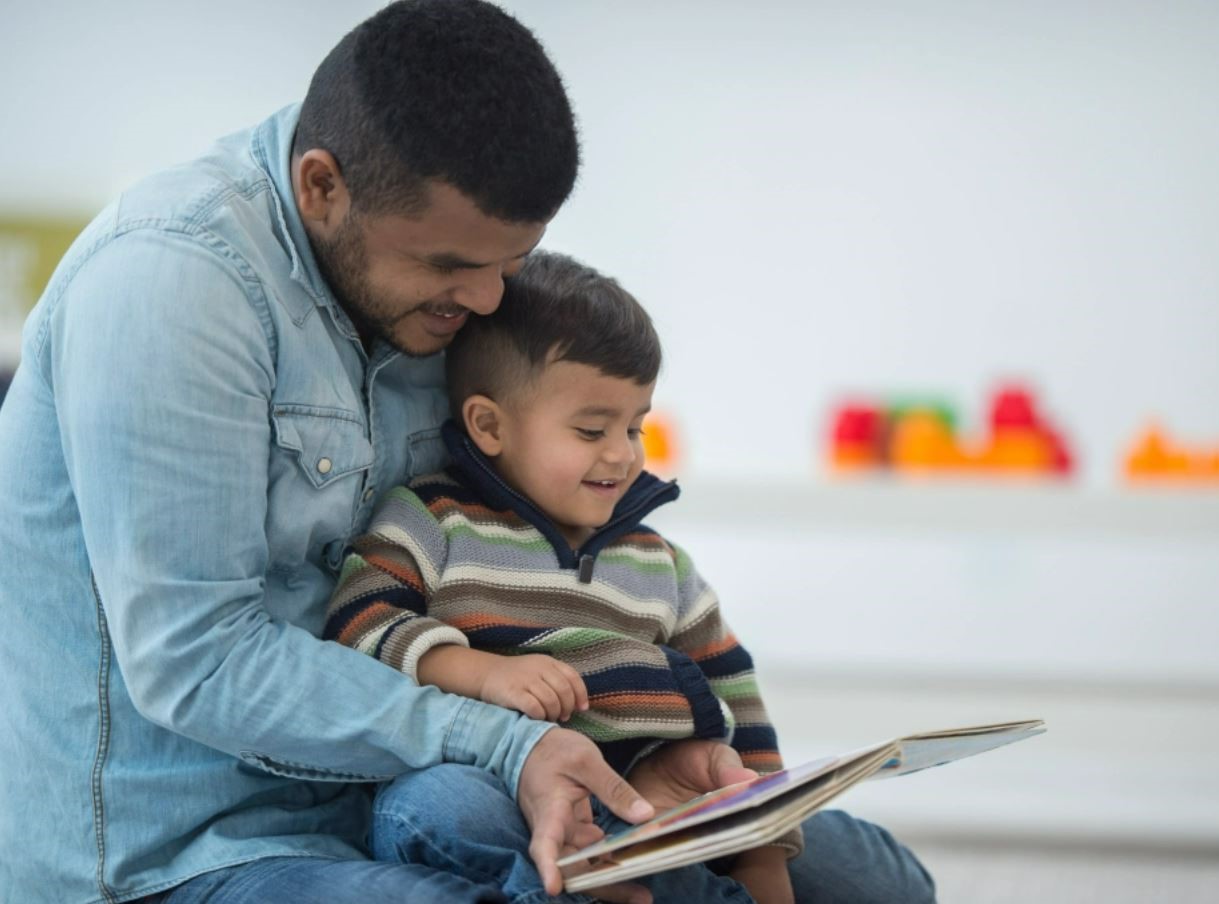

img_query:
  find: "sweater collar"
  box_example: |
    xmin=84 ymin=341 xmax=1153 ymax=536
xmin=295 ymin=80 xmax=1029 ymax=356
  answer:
xmin=440 ymin=419 xmax=680 ymax=569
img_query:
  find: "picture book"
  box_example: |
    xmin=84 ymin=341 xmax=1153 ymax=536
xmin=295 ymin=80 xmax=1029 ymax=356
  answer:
xmin=559 ymin=719 xmax=1045 ymax=891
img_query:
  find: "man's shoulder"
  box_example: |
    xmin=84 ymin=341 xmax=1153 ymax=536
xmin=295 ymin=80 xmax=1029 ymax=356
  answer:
xmin=108 ymin=124 xmax=279 ymax=248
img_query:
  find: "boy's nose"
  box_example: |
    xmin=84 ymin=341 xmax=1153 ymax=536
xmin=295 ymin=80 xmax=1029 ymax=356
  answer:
xmin=603 ymin=436 xmax=637 ymax=467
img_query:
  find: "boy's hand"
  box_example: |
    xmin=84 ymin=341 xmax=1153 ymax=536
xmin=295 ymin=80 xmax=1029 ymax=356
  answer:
xmin=627 ymin=738 xmax=757 ymax=811
xmin=730 ymin=847 xmax=795 ymax=904
xmin=479 ymin=653 xmax=589 ymax=722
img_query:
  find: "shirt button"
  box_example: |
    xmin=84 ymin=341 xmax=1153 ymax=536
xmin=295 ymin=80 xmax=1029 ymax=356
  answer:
xmin=363 ymin=488 xmax=375 ymax=503
xmin=317 ymin=457 xmax=333 ymax=475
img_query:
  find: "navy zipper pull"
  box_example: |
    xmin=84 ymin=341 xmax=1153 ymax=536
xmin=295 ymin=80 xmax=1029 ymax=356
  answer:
xmin=578 ymin=554 xmax=595 ymax=584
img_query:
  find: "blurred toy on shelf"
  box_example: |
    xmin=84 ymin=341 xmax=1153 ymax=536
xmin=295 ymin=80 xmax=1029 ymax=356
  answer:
xmin=1124 ymin=423 xmax=1219 ymax=485
xmin=641 ymin=411 xmax=680 ymax=477
xmin=826 ymin=383 xmax=1074 ymax=480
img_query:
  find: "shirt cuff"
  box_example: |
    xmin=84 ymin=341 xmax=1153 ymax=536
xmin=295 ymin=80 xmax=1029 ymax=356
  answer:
xmin=442 ymin=696 xmax=556 ymax=799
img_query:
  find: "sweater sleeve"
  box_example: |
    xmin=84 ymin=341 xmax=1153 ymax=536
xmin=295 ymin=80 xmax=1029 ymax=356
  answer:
xmin=324 ymin=485 xmax=469 ymax=681
xmin=667 ymin=542 xmax=805 ymax=858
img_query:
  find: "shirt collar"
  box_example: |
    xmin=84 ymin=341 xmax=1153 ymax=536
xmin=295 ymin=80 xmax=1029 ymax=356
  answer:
xmin=249 ymin=103 xmax=344 ymax=325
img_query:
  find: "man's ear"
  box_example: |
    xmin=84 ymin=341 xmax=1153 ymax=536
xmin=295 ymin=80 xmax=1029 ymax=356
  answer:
xmin=293 ymin=149 xmax=351 ymax=233
xmin=462 ymin=395 xmax=505 ymax=457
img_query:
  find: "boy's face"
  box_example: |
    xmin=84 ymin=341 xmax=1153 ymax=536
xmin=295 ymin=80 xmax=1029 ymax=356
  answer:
xmin=492 ymin=361 xmax=654 ymax=548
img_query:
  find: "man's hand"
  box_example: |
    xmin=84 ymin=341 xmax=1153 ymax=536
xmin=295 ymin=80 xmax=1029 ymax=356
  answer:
xmin=517 ymin=727 xmax=655 ymax=902
xmin=481 ymin=653 xmax=589 ymax=722
xmin=627 ymin=738 xmax=758 ymax=811
xmin=731 ymin=846 xmax=795 ymax=904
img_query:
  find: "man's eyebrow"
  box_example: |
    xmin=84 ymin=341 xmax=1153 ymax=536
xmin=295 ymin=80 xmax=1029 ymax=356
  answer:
xmin=423 ymin=238 xmax=543 ymax=271
xmin=422 ymin=252 xmax=485 ymax=270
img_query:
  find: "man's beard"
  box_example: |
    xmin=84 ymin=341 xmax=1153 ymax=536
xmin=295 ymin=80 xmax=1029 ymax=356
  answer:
xmin=310 ymin=215 xmax=425 ymax=357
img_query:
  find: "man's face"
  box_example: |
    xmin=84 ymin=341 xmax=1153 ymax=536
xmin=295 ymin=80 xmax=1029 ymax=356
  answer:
xmin=311 ymin=181 xmax=547 ymax=357
xmin=491 ymin=361 xmax=654 ymax=548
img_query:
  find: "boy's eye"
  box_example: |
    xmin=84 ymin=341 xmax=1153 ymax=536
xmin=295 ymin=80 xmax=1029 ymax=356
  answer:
xmin=576 ymin=428 xmax=605 ymax=440
xmin=628 ymin=428 xmax=645 ymax=440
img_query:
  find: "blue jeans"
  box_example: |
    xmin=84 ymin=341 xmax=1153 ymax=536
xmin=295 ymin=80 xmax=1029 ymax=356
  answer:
xmin=371 ymin=764 xmax=935 ymax=904
xmin=159 ymin=766 xmax=936 ymax=903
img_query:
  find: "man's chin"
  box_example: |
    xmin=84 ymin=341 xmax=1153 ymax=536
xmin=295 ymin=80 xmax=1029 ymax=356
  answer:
xmin=386 ymin=331 xmax=453 ymax=358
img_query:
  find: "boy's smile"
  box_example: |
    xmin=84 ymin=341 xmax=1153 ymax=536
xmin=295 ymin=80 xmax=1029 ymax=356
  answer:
xmin=476 ymin=360 xmax=655 ymax=548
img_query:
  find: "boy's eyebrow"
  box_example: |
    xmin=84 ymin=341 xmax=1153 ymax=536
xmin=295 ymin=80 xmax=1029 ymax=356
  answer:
xmin=574 ymin=403 xmax=653 ymax=418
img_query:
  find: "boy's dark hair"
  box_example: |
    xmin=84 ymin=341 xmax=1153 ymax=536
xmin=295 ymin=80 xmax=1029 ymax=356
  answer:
xmin=293 ymin=0 xmax=578 ymax=223
xmin=446 ymin=251 xmax=662 ymax=417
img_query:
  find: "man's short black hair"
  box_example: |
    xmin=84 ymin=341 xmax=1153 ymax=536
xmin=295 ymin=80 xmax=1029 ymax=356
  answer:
xmin=293 ymin=0 xmax=578 ymax=222
xmin=446 ymin=251 xmax=662 ymax=417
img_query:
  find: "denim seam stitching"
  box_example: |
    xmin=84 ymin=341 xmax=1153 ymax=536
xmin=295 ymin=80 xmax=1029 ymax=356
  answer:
xmin=370 ymin=809 xmax=535 ymax=895
xmin=29 ymin=222 xmax=279 ymax=386
xmin=108 ymin=852 xmax=337 ymax=903
xmin=89 ymin=574 xmax=119 ymax=904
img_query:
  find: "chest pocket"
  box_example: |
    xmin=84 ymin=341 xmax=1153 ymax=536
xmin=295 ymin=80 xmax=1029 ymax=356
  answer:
xmin=268 ymin=405 xmax=374 ymax=576
xmin=272 ymin=406 xmax=374 ymax=488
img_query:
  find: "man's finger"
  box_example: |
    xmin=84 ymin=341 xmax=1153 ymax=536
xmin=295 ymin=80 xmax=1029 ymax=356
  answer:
xmin=526 ymin=797 xmax=571 ymax=896
xmin=575 ymin=748 xmax=654 ymax=825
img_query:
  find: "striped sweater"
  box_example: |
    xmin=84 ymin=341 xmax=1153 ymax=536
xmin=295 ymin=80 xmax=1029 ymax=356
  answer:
xmin=325 ymin=422 xmax=799 ymax=854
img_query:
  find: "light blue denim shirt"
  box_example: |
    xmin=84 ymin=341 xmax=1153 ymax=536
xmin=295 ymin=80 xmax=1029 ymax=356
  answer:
xmin=0 ymin=105 xmax=552 ymax=903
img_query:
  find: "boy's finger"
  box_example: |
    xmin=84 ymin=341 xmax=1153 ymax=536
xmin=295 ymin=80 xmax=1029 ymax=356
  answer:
xmin=532 ymin=683 xmax=563 ymax=721
xmin=556 ymin=661 xmax=589 ymax=711
xmin=541 ymin=668 xmax=577 ymax=720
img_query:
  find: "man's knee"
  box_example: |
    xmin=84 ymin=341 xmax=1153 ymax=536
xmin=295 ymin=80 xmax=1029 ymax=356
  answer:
xmin=373 ymin=764 xmax=527 ymax=852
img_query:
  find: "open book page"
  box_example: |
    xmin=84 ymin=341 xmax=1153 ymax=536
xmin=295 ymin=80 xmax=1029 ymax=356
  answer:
xmin=559 ymin=719 xmax=1044 ymax=891
xmin=871 ymin=719 xmax=1046 ymax=779
xmin=562 ymin=743 xmax=898 ymax=892
xmin=561 ymin=742 xmax=890 ymax=866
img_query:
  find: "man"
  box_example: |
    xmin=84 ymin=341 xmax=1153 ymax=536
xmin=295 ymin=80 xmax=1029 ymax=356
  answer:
xmin=0 ymin=2 xmax=934 ymax=902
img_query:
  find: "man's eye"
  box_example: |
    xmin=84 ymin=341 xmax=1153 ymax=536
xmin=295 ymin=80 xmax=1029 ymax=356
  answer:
xmin=576 ymin=428 xmax=605 ymax=440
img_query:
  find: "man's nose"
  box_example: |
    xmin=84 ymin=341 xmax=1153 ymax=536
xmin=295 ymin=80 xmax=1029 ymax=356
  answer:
xmin=452 ymin=267 xmax=505 ymax=315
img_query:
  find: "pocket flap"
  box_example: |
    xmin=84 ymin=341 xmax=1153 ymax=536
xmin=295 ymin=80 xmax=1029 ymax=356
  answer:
xmin=272 ymin=405 xmax=374 ymax=489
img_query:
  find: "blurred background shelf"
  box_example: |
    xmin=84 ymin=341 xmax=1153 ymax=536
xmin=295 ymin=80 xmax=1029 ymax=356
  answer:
xmin=653 ymin=478 xmax=1219 ymax=537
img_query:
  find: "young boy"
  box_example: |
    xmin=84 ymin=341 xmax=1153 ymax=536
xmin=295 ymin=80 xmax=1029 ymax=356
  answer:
xmin=325 ymin=251 xmax=797 ymax=903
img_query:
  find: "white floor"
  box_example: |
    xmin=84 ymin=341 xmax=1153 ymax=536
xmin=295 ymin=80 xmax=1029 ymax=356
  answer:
xmin=912 ymin=840 xmax=1219 ymax=904
xmin=757 ymin=668 xmax=1219 ymax=903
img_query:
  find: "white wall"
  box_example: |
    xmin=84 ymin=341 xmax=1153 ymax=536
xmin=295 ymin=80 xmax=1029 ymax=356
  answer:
xmin=501 ymin=0 xmax=1219 ymax=485
xmin=4 ymin=1 xmax=1218 ymax=485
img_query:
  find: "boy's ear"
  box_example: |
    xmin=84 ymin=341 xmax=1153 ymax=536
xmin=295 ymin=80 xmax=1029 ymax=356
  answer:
xmin=462 ymin=394 xmax=505 ymax=457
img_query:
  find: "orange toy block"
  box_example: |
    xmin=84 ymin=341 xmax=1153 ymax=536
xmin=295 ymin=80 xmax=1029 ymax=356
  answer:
xmin=1125 ymin=424 xmax=1219 ymax=483
xmin=641 ymin=412 xmax=680 ymax=476
xmin=889 ymin=410 xmax=966 ymax=472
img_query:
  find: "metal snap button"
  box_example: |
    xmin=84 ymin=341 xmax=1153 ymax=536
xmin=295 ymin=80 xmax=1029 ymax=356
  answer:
xmin=317 ymin=457 xmax=333 ymax=475
xmin=363 ymin=488 xmax=375 ymax=503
